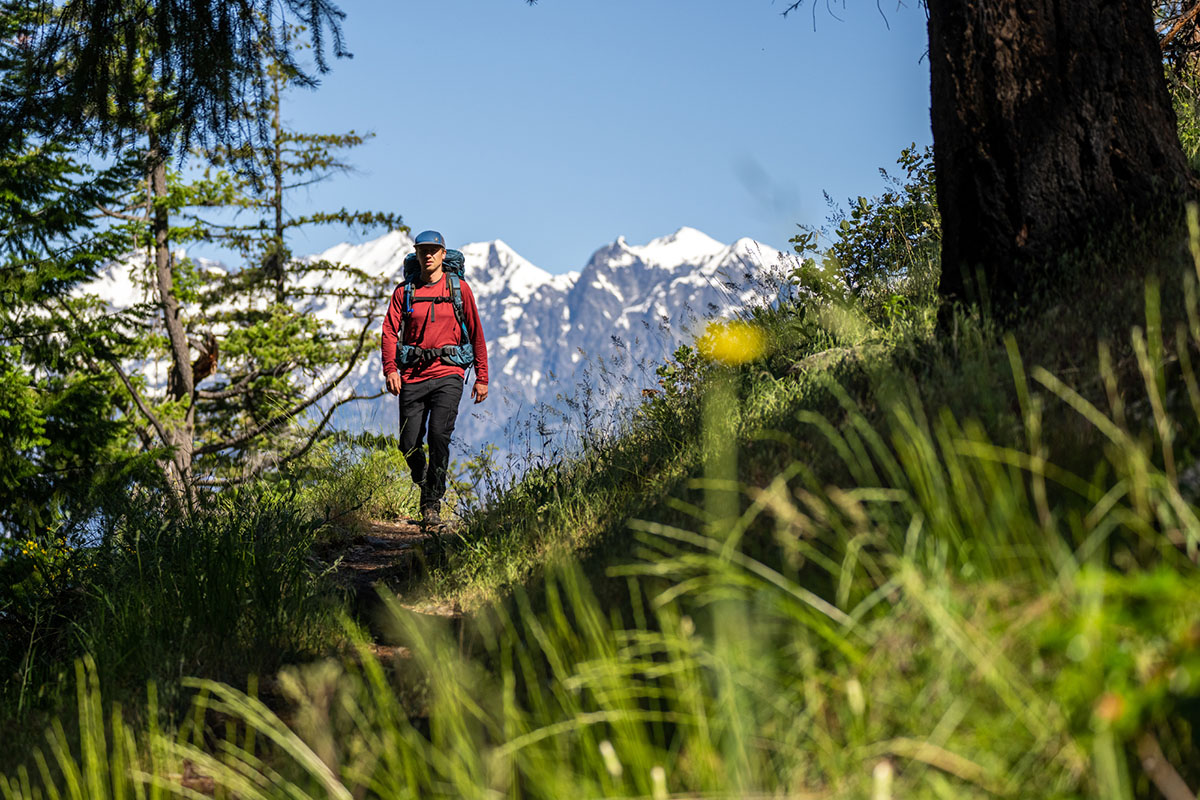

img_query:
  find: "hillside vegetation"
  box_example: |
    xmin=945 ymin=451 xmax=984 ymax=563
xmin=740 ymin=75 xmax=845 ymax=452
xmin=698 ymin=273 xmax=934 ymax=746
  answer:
xmin=3 ymin=145 xmax=1200 ymax=799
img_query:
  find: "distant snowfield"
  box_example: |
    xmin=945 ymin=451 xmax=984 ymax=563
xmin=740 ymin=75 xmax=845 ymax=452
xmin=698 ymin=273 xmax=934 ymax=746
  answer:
xmin=85 ymin=227 xmax=795 ymax=477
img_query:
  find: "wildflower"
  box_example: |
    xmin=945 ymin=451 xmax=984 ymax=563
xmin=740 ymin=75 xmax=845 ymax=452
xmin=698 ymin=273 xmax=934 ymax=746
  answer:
xmin=696 ymin=320 xmax=767 ymax=365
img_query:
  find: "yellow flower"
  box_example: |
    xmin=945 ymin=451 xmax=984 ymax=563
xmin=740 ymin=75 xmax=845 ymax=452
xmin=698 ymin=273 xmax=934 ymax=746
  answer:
xmin=697 ymin=320 xmax=767 ymax=365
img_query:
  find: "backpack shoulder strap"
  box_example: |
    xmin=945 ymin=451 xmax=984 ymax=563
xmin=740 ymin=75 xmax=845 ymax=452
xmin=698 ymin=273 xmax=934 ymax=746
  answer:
xmin=401 ymin=281 xmax=415 ymax=314
xmin=446 ymin=274 xmax=469 ymax=340
xmin=397 ymin=281 xmax=414 ymax=342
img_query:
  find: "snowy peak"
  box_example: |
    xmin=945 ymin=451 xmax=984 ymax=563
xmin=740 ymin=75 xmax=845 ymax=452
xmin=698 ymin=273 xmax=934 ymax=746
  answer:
xmin=636 ymin=226 xmax=727 ymax=267
xmin=460 ymin=239 xmax=553 ymax=299
xmin=583 ymin=226 xmax=733 ymax=275
xmin=314 ymin=229 xmax=414 ymax=279
xmin=83 ymin=226 xmax=791 ymax=468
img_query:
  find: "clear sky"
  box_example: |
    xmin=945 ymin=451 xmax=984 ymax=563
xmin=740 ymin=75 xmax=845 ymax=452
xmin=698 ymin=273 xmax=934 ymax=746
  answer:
xmin=271 ymin=0 xmax=933 ymax=274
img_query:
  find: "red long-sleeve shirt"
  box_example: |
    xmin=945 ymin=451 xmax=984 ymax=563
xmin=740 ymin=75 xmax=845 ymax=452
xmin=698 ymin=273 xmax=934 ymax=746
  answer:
xmin=381 ymin=274 xmax=489 ymax=385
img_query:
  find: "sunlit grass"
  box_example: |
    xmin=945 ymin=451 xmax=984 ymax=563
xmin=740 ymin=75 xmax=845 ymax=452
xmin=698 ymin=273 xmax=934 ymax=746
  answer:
xmin=6 ymin=245 xmax=1200 ymax=797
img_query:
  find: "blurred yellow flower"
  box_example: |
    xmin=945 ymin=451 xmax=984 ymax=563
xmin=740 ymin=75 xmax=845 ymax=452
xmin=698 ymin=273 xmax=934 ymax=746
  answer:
xmin=697 ymin=320 xmax=767 ymax=365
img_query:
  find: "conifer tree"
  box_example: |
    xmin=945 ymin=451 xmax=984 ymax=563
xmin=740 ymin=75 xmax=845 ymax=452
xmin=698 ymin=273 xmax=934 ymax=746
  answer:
xmin=88 ymin=29 xmax=403 ymax=498
xmin=0 ymin=6 xmax=153 ymax=535
xmin=169 ymin=32 xmax=403 ymax=486
xmin=1 ymin=3 xmax=393 ymax=508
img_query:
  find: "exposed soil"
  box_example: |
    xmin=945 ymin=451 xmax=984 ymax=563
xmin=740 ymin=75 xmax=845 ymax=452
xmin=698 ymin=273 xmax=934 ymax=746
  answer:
xmin=317 ymin=517 xmax=464 ymax=639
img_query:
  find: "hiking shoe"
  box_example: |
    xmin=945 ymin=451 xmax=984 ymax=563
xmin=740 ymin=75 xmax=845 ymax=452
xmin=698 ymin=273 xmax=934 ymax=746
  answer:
xmin=420 ymin=503 xmax=441 ymax=526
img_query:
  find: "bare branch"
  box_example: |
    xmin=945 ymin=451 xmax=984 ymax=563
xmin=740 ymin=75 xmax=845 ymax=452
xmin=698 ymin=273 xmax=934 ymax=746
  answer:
xmin=194 ymin=389 xmax=384 ymax=487
xmin=95 ymin=204 xmax=145 ymax=222
xmin=193 ymin=473 xmax=257 ymax=488
xmin=195 ymin=362 xmax=295 ymax=400
xmin=1161 ymin=2 xmax=1200 ymax=50
xmin=107 ymin=357 xmax=172 ymax=448
xmin=278 ymin=389 xmax=386 ymax=466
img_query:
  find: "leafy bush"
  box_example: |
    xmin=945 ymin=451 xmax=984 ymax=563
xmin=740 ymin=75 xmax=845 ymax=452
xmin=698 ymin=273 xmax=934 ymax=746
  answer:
xmin=790 ymin=143 xmax=940 ymax=321
xmin=287 ymin=434 xmax=421 ymax=532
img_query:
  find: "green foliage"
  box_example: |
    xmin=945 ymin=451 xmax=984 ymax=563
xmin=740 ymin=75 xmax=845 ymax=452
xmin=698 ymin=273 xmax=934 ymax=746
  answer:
xmin=80 ymin=489 xmax=339 ymax=691
xmin=287 ymin=435 xmax=422 ymax=530
xmin=790 ymin=143 xmax=940 ymax=320
xmin=0 ymin=73 xmax=153 ymax=535
xmin=1161 ymin=3 xmax=1200 ymax=175
xmin=0 ymin=353 xmax=46 ymax=496
xmin=9 ymin=338 xmax=1200 ymax=796
xmin=1168 ymin=63 xmax=1200 ymax=173
xmin=0 ymin=0 xmax=349 ymax=158
xmin=5 ymin=139 xmax=1200 ymax=799
xmin=1038 ymin=567 xmax=1200 ymax=744
xmin=0 ymin=486 xmax=342 ymax=740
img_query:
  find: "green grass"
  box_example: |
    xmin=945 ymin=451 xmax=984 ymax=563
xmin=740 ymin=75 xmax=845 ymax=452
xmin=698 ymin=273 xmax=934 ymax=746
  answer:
xmin=6 ymin=335 xmax=1199 ymax=795
xmin=0 ymin=487 xmax=346 ymax=768
xmin=4 ymin=198 xmax=1200 ymax=796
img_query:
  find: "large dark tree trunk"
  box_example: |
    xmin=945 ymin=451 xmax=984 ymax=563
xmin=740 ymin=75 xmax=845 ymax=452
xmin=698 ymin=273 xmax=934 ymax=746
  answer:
xmin=928 ymin=0 xmax=1197 ymax=315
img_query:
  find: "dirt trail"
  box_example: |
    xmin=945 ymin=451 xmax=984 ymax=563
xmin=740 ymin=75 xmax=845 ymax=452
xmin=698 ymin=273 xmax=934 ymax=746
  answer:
xmin=321 ymin=518 xmax=464 ymax=637
xmin=331 ymin=518 xmax=430 ymax=585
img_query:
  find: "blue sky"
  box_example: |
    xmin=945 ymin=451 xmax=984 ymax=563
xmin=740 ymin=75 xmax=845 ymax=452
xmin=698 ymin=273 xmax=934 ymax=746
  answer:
xmin=273 ymin=0 xmax=932 ymax=274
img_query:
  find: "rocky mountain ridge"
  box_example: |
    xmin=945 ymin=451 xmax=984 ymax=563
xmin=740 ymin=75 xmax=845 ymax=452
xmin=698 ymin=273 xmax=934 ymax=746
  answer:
xmin=84 ymin=227 xmax=794 ymax=472
xmin=323 ymin=227 xmax=793 ymax=466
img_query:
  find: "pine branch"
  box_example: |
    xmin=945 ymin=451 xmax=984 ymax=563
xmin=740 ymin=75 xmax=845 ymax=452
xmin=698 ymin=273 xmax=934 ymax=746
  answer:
xmin=195 ymin=361 xmax=294 ymax=400
xmin=193 ymin=314 xmax=375 ymax=456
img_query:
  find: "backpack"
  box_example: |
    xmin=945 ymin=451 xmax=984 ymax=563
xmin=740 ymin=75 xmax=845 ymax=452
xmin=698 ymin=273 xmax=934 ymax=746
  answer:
xmin=394 ymin=249 xmax=475 ymax=369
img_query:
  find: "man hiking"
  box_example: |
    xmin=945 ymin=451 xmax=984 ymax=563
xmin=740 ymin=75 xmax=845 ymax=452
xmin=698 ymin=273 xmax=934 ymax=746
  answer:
xmin=382 ymin=229 xmax=489 ymax=527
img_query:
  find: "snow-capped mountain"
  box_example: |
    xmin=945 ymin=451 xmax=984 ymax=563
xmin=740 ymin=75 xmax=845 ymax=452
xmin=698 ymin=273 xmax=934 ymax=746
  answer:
xmin=83 ymin=227 xmax=795 ymax=471
xmin=326 ymin=227 xmax=794 ymax=465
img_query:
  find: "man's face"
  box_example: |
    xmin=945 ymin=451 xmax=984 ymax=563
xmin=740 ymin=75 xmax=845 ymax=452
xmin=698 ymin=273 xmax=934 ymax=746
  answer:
xmin=416 ymin=244 xmax=445 ymax=272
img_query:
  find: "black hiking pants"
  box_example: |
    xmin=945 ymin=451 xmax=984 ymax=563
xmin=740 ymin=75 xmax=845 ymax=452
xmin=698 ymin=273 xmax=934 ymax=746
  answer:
xmin=398 ymin=375 xmax=464 ymax=511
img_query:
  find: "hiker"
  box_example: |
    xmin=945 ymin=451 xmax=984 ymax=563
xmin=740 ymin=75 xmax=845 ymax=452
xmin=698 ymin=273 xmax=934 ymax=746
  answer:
xmin=382 ymin=230 xmax=489 ymax=525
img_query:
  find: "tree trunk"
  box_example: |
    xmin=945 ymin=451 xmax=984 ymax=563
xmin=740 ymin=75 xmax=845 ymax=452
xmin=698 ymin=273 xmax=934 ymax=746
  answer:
xmin=269 ymin=68 xmax=287 ymax=304
xmin=148 ymin=140 xmax=195 ymax=507
xmin=928 ymin=0 xmax=1196 ymax=315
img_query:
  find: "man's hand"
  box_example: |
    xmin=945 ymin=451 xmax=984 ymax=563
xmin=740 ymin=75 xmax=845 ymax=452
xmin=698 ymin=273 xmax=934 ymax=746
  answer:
xmin=386 ymin=372 xmax=403 ymax=396
xmin=472 ymin=381 xmax=489 ymax=403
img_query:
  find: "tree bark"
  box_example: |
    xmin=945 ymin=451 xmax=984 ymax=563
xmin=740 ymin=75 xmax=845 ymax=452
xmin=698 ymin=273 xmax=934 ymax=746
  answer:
xmin=148 ymin=139 xmax=195 ymax=507
xmin=928 ymin=0 xmax=1197 ymax=315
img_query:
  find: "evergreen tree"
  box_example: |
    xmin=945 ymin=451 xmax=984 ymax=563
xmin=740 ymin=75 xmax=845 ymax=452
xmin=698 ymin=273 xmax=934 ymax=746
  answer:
xmin=0 ymin=0 xmax=362 ymax=507
xmin=170 ymin=34 xmax=404 ymax=486
xmin=1 ymin=2 xmax=394 ymax=507
xmin=86 ymin=30 xmax=403 ymax=494
xmin=0 ymin=7 xmax=153 ymax=536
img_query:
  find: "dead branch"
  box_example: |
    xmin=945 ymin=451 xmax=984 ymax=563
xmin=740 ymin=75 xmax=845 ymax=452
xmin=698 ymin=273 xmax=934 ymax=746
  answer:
xmin=107 ymin=357 xmax=172 ymax=448
xmin=195 ymin=361 xmax=293 ymax=400
xmin=1161 ymin=2 xmax=1200 ymax=50
xmin=193 ymin=389 xmax=384 ymax=487
xmin=277 ymin=389 xmax=386 ymax=467
xmin=95 ymin=204 xmax=146 ymax=222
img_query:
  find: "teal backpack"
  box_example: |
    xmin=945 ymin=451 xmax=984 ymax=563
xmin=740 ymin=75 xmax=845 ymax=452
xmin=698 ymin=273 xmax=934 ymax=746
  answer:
xmin=394 ymin=249 xmax=475 ymax=369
